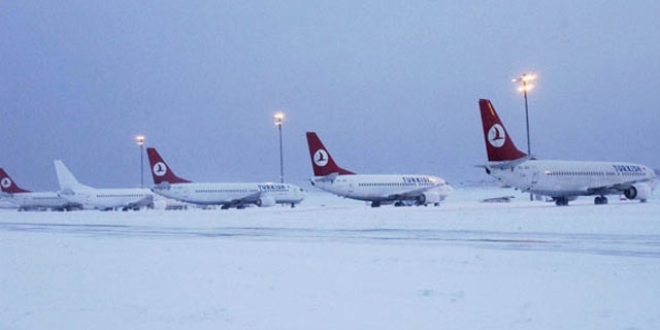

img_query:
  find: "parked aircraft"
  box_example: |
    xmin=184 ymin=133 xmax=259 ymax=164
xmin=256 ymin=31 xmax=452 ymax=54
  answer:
xmin=478 ymin=98 xmax=657 ymax=206
xmin=146 ymin=147 xmax=305 ymax=209
xmin=305 ymin=132 xmax=452 ymax=207
xmin=54 ymin=160 xmax=154 ymax=211
xmin=0 ymin=199 xmax=16 ymax=209
xmin=0 ymin=168 xmax=81 ymax=211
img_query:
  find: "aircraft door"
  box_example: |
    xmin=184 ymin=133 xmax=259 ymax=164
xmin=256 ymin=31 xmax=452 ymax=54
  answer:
xmin=530 ymin=166 xmax=540 ymax=189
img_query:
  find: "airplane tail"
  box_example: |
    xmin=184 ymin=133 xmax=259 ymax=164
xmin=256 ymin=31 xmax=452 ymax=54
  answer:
xmin=0 ymin=168 xmax=31 ymax=193
xmin=305 ymin=132 xmax=355 ymax=176
xmin=146 ymin=147 xmax=191 ymax=184
xmin=479 ymin=99 xmax=528 ymax=162
xmin=54 ymin=160 xmax=94 ymax=191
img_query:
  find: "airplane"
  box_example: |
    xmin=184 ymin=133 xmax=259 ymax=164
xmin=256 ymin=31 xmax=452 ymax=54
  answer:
xmin=0 ymin=199 xmax=16 ymax=210
xmin=54 ymin=160 xmax=154 ymax=211
xmin=478 ymin=98 xmax=657 ymax=206
xmin=305 ymin=132 xmax=452 ymax=207
xmin=146 ymin=147 xmax=305 ymax=209
xmin=0 ymin=168 xmax=82 ymax=211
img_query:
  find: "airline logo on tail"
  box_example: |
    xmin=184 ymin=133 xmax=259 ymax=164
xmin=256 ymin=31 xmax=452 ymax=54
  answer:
xmin=146 ymin=147 xmax=191 ymax=184
xmin=1 ymin=177 xmax=11 ymax=189
xmin=479 ymin=99 xmax=527 ymax=162
xmin=0 ymin=168 xmax=30 ymax=193
xmin=313 ymin=149 xmax=329 ymax=167
xmin=488 ymin=124 xmax=506 ymax=148
xmin=306 ymin=132 xmax=356 ymax=176
xmin=153 ymin=162 xmax=167 ymax=177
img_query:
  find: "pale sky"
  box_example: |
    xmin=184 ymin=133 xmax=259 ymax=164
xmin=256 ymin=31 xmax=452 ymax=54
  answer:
xmin=1 ymin=1 xmax=659 ymax=190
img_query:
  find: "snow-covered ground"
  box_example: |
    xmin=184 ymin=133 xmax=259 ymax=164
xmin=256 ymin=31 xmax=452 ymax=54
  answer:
xmin=2 ymin=187 xmax=659 ymax=329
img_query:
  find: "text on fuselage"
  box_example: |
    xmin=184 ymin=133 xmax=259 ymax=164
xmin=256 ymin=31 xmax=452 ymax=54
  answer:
xmin=402 ymin=177 xmax=432 ymax=184
xmin=613 ymin=165 xmax=643 ymax=173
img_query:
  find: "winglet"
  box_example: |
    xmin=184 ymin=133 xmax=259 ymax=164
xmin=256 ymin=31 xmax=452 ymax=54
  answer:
xmin=305 ymin=132 xmax=355 ymax=176
xmin=479 ymin=99 xmax=528 ymax=162
xmin=0 ymin=168 xmax=31 ymax=193
xmin=146 ymin=147 xmax=191 ymax=184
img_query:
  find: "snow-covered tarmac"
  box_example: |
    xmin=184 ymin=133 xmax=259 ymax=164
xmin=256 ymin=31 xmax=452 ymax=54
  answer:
xmin=2 ymin=187 xmax=659 ymax=329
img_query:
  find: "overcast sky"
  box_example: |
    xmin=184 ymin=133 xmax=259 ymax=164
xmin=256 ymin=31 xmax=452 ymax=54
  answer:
xmin=1 ymin=1 xmax=659 ymax=190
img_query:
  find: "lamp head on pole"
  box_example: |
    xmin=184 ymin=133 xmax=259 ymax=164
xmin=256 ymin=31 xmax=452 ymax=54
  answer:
xmin=274 ymin=112 xmax=284 ymax=126
xmin=135 ymin=134 xmax=145 ymax=146
xmin=512 ymin=73 xmax=536 ymax=92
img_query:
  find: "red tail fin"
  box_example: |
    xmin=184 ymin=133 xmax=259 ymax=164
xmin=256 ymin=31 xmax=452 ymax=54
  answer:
xmin=0 ymin=168 xmax=31 ymax=193
xmin=146 ymin=148 xmax=191 ymax=184
xmin=479 ymin=99 xmax=527 ymax=162
xmin=305 ymin=132 xmax=355 ymax=176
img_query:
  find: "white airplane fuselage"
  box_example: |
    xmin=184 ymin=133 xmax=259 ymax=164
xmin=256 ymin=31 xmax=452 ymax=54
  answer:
xmin=151 ymin=182 xmax=305 ymax=207
xmin=54 ymin=160 xmax=155 ymax=211
xmin=487 ymin=160 xmax=657 ymax=200
xmin=59 ymin=188 xmax=154 ymax=210
xmin=0 ymin=198 xmax=16 ymax=209
xmin=311 ymin=174 xmax=452 ymax=205
xmin=478 ymin=98 xmax=657 ymax=206
xmin=3 ymin=191 xmax=80 ymax=211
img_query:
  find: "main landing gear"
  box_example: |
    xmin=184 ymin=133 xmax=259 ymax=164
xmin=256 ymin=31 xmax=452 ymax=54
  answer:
xmin=554 ymin=197 xmax=569 ymax=206
xmin=392 ymin=200 xmax=440 ymax=207
xmin=555 ymin=196 xmax=609 ymax=206
xmin=594 ymin=196 xmax=608 ymax=205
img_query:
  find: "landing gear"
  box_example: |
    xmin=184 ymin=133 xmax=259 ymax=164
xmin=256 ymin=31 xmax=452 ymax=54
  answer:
xmin=371 ymin=201 xmax=381 ymax=208
xmin=554 ymin=197 xmax=569 ymax=206
xmin=394 ymin=201 xmax=404 ymax=207
xmin=594 ymin=196 xmax=608 ymax=205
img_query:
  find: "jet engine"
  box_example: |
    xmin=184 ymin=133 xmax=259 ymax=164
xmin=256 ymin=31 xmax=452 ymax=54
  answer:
xmin=416 ymin=191 xmax=441 ymax=206
xmin=623 ymin=183 xmax=652 ymax=202
xmin=256 ymin=196 xmax=276 ymax=207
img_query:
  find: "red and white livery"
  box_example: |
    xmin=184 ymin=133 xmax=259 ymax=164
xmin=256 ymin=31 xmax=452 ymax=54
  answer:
xmin=0 ymin=168 xmax=81 ymax=211
xmin=147 ymin=147 xmax=305 ymax=209
xmin=306 ymin=132 xmax=451 ymax=207
xmin=478 ymin=98 xmax=657 ymax=206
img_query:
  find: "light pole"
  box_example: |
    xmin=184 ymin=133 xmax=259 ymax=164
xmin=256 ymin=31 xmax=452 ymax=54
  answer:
xmin=135 ymin=134 xmax=145 ymax=188
xmin=274 ymin=112 xmax=284 ymax=183
xmin=512 ymin=73 xmax=536 ymax=200
xmin=512 ymin=73 xmax=535 ymax=155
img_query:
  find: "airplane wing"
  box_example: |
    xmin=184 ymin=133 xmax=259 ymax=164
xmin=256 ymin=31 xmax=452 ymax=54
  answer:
xmin=386 ymin=186 xmax=435 ymax=201
xmin=152 ymin=182 xmax=171 ymax=191
xmin=220 ymin=191 xmax=263 ymax=209
xmin=126 ymin=195 xmax=154 ymax=209
xmin=313 ymin=173 xmax=339 ymax=183
xmin=482 ymin=155 xmax=533 ymax=170
xmin=233 ymin=191 xmax=262 ymax=204
xmin=586 ymin=178 xmax=655 ymax=196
